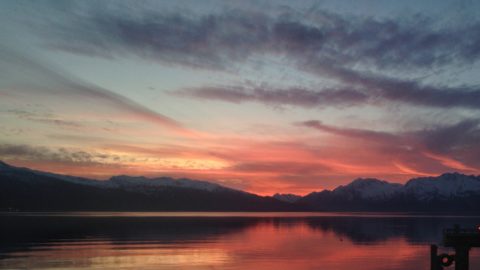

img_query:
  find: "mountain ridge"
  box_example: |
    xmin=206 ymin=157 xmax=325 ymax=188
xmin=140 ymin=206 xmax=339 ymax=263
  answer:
xmin=298 ymin=173 xmax=480 ymax=212
xmin=0 ymin=161 xmax=291 ymax=211
xmin=1 ymin=161 xmax=479 ymax=212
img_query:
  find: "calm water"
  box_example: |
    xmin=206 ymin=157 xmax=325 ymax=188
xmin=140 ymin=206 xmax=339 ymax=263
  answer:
xmin=0 ymin=212 xmax=479 ymax=270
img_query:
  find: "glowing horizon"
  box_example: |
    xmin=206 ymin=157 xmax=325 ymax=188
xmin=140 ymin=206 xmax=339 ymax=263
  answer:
xmin=1 ymin=0 xmax=480 ymax=196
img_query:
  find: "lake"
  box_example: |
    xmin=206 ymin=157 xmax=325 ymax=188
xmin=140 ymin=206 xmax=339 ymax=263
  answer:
xmin=0 ymin=212 xmax=479 ymax=270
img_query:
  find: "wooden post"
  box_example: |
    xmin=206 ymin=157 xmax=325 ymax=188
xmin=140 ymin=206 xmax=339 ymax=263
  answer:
xmin=454 ymin=246 xmax=469 ymax=270
xmin=437 ymin=225 xmax=480 ymax=270
xmin=431 ymin=245 xmax=440 ymax=270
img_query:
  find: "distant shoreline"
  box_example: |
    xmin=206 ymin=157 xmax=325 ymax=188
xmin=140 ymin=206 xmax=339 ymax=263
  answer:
xmin=2 ymin=211 xmax=480 ymax=218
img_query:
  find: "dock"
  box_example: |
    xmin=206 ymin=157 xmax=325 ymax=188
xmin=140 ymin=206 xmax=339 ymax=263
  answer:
xmin=431 ymin=225 xmax=480 ymax=270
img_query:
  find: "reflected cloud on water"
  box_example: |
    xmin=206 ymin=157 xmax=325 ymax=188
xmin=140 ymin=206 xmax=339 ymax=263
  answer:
xmin=0 ymin=213 xmax=479 ymax=270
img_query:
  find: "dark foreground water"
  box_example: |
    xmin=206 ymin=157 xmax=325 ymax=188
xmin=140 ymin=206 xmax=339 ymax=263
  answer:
xmin=0 ymin=212 xmax=479 ymax=270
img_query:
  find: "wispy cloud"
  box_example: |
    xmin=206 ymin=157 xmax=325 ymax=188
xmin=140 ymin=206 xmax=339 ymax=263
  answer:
xmin=6 ymin=109 xmax=83 ymax=129
xmin=297 ymin=119 xmax=480 ymax=173
xmin=2 ymin=2 xmax=480 ymax=194
xmin=33 ymin=5 xmax=479 ymax=110
xmin=299 ymin=120 xmax=398 ymax=142
xmin=302 ymin=62 xmax=480 ymax=110
xmin=231 ymin=161 xmax=332 ymax=175
xmin=0 ymin=47 xmax=191 ymax=134
xmin=0 ymin=144 xmax=122 ymax=166
xmin=37 ymin=7 xmax=480 ymax=71
xmin=176 ymin=85 xmax=368 ymax=108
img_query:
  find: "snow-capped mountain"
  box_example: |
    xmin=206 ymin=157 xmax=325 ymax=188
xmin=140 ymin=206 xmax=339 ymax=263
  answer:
xmin=305 ymin=173 xmax=480 ymax=202
xmin=0 ymin=161 xmax=233 ymax=193
xmin=332 ymin=178 xmax=403 ymax=200
xmin=1 ymin=160 xmax=480 ymax=212
xmin=107 ymin=175 xmax=231 ymax=192
xmin=0 ymin=161 xmax=290 ymax=211
xmin=298 ymin=173 xmax=480 ymax=212
xmin=404 ymin=173 xmax=480 ymax=200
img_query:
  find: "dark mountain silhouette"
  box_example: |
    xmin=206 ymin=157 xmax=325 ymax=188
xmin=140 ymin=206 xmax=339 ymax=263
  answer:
xmin=1 ymin=161 xmax=480 ymax=212
xmin=296 ymin=174 xmax=480 ymax=213
xmin=0 ymin=161 xmax=292 ymax=211
xmin=273 ymin=193 xmax=302 ymax=203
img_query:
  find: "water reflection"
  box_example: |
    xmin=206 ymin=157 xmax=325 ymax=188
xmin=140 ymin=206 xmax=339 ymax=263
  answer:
xmin=0 ymin=213 xmax=479 ymax=270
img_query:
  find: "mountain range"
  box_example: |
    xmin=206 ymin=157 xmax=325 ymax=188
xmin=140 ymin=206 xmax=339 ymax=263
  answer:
xmin=298 ymin=174 xmax=480 ymax=212
xmin=0 ymin=161 xmax=290 ymax=211
xmin=1 ymin=161 xmax=479 ymax=213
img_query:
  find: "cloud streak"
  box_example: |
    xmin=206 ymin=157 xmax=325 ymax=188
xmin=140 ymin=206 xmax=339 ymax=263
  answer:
xmin=0 ymin=47 xmax=190 ymax=134
xmin=297 ymin=119 xmax=480 ymax=173
xmin=177 ymin=85 xmax=368 ymax=108
xmin=0 ymin=144 xmax=120 ymax=166
xmin=302 ymin=62 xmax=480 ymax=110
xmin=2 ymin=2 xmax=480 ymax=194
xmin=35 ymin=5 xmax=480 ymax=110
xmin=177 ymin=70 xmax=480 ymax=109
xmin=38 ymin=6 xmax=480 ymax=71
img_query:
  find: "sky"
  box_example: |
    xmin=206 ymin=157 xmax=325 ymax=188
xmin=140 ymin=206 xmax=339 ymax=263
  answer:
xmin=1 ymin=0 xmax=480 ymax=195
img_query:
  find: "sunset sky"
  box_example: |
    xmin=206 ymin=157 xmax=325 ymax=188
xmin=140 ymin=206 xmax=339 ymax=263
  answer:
xmin=1 ymin=0 xmax=480 ymax=195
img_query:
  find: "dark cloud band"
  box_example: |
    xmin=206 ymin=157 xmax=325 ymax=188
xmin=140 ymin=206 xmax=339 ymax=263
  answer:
xmin=176 ymin=85 xmax=368 ymax=107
